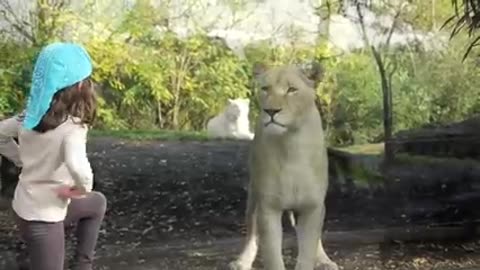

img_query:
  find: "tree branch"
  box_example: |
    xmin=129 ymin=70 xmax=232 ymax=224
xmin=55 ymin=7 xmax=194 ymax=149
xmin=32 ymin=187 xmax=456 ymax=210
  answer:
xmin=447 ymin=0 xmax=480 ymax=59
xmin=384 ymin=5 xmax=404 ymax=48
xmin=0 ymin=0 xmax=35 ymax=43
xmin=355 ymin=2 xmax=371 ymax=49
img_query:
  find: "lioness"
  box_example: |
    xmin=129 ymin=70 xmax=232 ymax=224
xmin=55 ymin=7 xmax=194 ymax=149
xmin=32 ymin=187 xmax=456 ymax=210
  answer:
xmin=229 ymin=63 xmax=338 ymax=270
xmin=207 ymin=98 xmax=254 ymax=140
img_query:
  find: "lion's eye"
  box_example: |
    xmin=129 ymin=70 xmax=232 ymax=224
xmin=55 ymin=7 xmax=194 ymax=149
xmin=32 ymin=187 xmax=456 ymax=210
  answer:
xmin=261 ymin=86 xmax=269 ymax=92
xmin=287 ymin=87 xmax=298 ymax=94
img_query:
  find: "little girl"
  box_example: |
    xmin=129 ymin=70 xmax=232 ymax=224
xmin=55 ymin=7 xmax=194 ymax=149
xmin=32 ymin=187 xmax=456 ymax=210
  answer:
xmin=12 ymin=42 xmax=107 ymax=270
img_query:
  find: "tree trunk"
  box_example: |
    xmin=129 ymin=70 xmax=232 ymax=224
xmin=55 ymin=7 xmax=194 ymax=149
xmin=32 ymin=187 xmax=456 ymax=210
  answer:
xmin=317 ymin=0 xmax=332 ymax=40
xmin=171 ymin=77 xmax=181 ymax=130
xmin=155 ymin=100 xmax=163 ymax=128
xmin=171 ymin=53 xmax=190 ymax=130
xmin=371 ymin=47 xmax=394 ymax=162
xmin=432 ymin=0 xmax=436 ymax=30
xmin=355 ymin=2 xmax=400 ymax=163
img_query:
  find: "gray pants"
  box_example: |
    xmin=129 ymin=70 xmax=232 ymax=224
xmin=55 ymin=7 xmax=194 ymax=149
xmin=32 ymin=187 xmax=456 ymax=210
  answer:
xmin=15 ymin=192 xmax=107 ymax=270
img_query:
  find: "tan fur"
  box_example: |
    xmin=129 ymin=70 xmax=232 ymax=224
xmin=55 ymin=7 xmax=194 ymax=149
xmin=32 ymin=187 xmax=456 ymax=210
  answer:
xmin=228 ymin=63 xmax=338 ymax=270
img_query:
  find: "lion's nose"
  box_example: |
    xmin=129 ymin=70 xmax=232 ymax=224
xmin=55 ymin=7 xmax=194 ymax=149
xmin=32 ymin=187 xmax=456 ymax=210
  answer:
xmin=264 ymin=109 xmax=282 ymax=117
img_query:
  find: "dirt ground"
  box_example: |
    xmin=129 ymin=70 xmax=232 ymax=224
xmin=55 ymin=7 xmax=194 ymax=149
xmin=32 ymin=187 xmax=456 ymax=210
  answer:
xmin=2 ymin=137 xmax=480 ymax=269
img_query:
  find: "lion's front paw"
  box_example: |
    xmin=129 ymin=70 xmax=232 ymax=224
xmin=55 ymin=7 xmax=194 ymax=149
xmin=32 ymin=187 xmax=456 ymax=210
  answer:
xmin=315 ymin=261 xmax=339 ymax=270
xmin=227 ymin=260 xmax=251 ymax=270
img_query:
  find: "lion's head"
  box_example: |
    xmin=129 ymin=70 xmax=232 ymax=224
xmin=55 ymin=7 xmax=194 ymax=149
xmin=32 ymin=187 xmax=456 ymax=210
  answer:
xmin=252 ymin=62 xmax=324 ymax=135
xmin=224 ymin=98 xmax=250 ymax=121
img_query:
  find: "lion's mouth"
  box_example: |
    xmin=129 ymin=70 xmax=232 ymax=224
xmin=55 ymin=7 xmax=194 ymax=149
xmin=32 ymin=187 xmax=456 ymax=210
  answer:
xmin=264 ymin=120 xmax=286 ymax=128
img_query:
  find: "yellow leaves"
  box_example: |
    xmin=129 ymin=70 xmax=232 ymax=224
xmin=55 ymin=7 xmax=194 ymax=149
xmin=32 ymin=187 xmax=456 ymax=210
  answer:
xmin=187 ymin=37 xmax=204 ymax=51
xmin=184 ymin=78 xmax=196 ymax=92
xmin=317 ymin=91 xmax=333 ymax=107
xmin=314 ymin=42 xmax=334 ymax=58
xmin=110 ymin=79 xmax=126 ymax=91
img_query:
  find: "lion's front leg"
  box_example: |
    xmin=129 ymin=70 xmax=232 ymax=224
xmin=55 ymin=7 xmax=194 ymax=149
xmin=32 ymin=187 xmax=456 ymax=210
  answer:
xmin=294 ymin=206 xmax=322 ymax=270
xmin=257 ymin=205 xmax=285 ymax=270
xmin=229 ymin=187 xmax=258 ymax=270
xmin=314 ymin=206 xmax=338 ymax=270
xmin=314 ymin=241 xmax=338 ymax=270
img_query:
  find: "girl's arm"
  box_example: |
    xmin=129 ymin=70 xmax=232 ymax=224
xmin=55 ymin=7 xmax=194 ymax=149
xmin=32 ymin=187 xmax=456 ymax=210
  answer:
xmin=63 ymin=125 xmax=93 ymax=193
xmin=0 ymin=114 xmax=23 ymax=167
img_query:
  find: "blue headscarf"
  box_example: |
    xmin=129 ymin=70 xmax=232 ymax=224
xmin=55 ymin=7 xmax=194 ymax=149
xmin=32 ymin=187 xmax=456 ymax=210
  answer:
xmin=23 ymin=42 xmax=93 ymax=130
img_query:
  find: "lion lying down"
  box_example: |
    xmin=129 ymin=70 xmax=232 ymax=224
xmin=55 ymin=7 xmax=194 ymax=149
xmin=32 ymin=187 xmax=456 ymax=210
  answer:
xmin=228 ymin=63 xmax=338 ymax=270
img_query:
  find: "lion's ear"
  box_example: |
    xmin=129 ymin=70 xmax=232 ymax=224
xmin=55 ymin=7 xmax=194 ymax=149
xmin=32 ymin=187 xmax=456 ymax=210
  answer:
xmin=301 ymin=62 xmax=324 ymax=88
xmin=252 ymin=62 xmax=269 ymax=78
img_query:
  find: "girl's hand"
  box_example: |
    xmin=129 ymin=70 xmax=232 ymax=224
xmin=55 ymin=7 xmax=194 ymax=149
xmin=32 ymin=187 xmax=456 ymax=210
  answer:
xmin=55 ymin=185 xmax=86 ymax=199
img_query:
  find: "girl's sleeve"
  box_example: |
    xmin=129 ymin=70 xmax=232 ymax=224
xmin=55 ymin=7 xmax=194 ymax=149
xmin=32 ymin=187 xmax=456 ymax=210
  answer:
xmin=0 ymin=115 xmax=22 ymax=167
xmin=63 ymin=125 xmax=93 ymax=193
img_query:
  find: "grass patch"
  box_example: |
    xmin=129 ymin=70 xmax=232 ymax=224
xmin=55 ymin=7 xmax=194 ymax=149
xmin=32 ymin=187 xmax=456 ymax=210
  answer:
xmin=333 ymin=143 xmax=478 ymax=166
xmin=90 ymin=129 xmax=209 ymax=141
xmin=349 ymin=163 xmax=385 ymax=186
xmin=334 ymin=143 xmax=384 ymax=156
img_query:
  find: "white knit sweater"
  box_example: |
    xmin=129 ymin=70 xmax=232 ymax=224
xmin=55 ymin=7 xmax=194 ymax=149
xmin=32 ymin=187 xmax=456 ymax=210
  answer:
xmin=12 ymin=117 xmax=94 ymax=222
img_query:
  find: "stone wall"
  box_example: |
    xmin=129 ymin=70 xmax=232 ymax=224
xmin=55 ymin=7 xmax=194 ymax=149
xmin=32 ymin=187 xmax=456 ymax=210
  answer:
xmin=392 ymin=116 xmax=480 ymax=159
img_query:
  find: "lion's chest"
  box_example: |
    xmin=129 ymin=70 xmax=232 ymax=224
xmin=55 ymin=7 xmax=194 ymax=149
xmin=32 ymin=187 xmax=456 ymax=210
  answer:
xmin=252 ymin=156 xmax=324 ymax=210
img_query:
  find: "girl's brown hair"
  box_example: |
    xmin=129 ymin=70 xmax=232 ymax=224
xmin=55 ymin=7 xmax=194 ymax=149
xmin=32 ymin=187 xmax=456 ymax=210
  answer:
xmin=33 ymin=77 xmax=97 ymax=133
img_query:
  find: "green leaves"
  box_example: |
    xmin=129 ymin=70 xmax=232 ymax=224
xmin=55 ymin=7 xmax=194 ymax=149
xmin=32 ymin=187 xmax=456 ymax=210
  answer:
xmin=2 ymin=0 xmax=480 ymax=147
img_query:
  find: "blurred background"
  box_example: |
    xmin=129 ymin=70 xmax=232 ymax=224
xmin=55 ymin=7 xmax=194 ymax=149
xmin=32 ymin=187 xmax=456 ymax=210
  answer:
xmin=0 ymin=0 xmax=475 ymax=148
